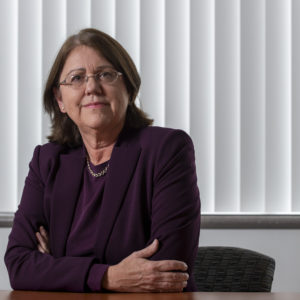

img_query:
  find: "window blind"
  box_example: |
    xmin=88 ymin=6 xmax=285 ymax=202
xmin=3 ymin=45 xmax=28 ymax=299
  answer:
xmin=0 ymin=0 xmax=299 ymax=214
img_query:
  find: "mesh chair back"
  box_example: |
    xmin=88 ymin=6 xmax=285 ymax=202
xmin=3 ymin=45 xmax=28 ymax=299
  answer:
xmin=193 ymin=246 xmax=275 ymax=292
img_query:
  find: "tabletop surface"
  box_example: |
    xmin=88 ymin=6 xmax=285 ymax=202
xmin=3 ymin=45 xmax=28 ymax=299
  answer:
xmin=1 ymin=291 xmax=300 ymax=300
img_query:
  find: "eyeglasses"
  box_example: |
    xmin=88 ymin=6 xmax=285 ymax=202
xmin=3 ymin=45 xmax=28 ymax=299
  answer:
xmin=58 ymin=69 xmax=122 ymax=89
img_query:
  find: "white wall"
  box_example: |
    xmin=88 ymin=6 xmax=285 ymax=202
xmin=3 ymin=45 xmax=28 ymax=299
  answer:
xmin=1 ymin=228 xmax=299 ymax=292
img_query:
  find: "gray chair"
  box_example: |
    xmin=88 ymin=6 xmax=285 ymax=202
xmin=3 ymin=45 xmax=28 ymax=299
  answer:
xmin=193 ymin=246 xmax=275 ymax=292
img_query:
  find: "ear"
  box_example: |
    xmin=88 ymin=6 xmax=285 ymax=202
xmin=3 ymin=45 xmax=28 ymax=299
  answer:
xmin=53 ymin=87 xmax=65 ymax=113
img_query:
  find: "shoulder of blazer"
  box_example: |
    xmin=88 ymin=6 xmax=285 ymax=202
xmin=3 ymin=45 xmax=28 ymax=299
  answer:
xmin=135 ymin=126 xmax=194 ymax=150
xmin=30 ymin=142 xmax=83 ymax=184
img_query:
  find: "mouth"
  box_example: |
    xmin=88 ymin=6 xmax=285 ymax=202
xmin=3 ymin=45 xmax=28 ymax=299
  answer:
xmin=82 ymin=102 xmax=109 ymax=108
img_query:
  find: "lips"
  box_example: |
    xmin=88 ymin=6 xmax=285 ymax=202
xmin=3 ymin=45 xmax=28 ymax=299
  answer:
xmin=82 ymin=102 xmax=108 ymax=108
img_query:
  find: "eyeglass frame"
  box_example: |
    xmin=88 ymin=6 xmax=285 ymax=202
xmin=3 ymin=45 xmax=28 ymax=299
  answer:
xmin=58 ymin=69 xmax=123 ymax=88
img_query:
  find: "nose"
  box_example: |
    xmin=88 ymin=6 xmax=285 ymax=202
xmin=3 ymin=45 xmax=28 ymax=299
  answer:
xmin=85 ymin=75 xmax=102 ymax=95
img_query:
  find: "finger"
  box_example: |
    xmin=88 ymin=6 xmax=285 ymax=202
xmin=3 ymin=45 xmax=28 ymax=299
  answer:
xmin=36 ymin=232 xmax=49 ymax=253
xmin=36 ymin=232 xmax=43 ymax=244
xmin=132 ymin=239 xmax=159 ymax=258
xmin=152 ymin=271 xmax=189 ymax=283
xmin=39 ymin=227 xmax=50 ymax=253
xmin=36 ymin=232 xmax=46 ymax=247
xmin=152 ymin=260 xmax=188 ymax=272
xmin=38 ymin=244 xmax=45 ymax=254
xmin=141 ymin=270 xmax=189 ymax=287
xmin=143 ymin=280 xmax=187 ymax=293
xmin=155 ymin=279 xmax=187 ymax=292
xmin=40 ymin=226 xmax=49 ymax=241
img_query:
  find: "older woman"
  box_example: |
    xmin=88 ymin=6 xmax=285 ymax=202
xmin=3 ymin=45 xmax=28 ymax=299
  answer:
xmin=5 ymin=28 xmax=200 ymax=293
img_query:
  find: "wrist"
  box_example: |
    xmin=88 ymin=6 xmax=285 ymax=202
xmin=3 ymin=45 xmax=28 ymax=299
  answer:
xmin=87 ymin=264 xmax=110 ymax=292
xmin=102 ymin=265 xmax=118 ymax=291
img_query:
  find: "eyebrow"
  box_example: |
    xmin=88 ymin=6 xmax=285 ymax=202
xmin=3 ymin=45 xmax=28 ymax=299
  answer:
xmin=65 ymin=65 xmax=114 ymax=76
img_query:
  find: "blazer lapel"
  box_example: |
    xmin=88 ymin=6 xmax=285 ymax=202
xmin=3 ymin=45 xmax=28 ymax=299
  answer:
xmin=50 ymin=147 xmax=86 ymax=257
xmin=95 ymin=134 xmax=141 ymax=261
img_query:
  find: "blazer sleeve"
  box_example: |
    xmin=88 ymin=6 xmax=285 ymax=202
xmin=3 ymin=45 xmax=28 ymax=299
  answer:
xmin=4 ymin=145 xmax=108 ymax=292
xmin=149 ymin=130 xmax=201 ymax=291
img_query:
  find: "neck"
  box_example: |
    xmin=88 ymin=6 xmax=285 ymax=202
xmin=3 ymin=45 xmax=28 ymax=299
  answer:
xmin=80 ymin=125 xmax=123 ymax=165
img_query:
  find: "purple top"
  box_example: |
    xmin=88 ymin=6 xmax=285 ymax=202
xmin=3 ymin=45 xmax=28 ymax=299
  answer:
xmin=66 ymin=160 xmax=109 ymax=291
xmin=5 ymin=126 xmax=200 ymax=292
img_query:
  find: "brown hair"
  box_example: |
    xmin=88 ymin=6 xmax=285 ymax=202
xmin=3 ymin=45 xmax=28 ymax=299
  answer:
xmin=44 ymin=28 xmax=153 ymax=147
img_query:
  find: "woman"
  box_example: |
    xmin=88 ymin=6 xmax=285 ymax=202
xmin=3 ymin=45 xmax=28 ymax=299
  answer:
xmin=5 ymin=28 xmax=200 ymax=293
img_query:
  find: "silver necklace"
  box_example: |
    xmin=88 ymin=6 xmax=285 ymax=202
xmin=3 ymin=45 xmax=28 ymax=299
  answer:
xmin=86 ymin=157 xmax=109 ymax=177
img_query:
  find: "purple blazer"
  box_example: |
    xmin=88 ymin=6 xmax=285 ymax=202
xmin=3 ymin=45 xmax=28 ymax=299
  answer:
xmin=5 ymin=126 xmax=201 ymax=292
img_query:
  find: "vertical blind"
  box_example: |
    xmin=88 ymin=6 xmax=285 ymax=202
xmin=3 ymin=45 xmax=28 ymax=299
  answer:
xmin=0 ymin=0 xmax=299 ymax=214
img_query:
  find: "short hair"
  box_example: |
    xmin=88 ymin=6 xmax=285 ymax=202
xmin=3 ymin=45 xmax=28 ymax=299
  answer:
xmin=44 ymin=28 xmax=153 ymax=147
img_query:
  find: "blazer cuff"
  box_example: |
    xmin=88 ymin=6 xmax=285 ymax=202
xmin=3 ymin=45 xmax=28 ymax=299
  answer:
xmin=87 ymin=263 xmax=110 ymax=292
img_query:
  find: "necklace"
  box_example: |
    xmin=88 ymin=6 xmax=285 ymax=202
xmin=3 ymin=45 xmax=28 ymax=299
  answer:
xmin=86 ymin=157 xmax=109 ymax=177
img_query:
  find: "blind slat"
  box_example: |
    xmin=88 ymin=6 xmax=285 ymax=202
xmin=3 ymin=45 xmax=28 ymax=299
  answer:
xmin=190 ymin=0 xmax=215 ymax=212
xmin=240 ymin=0 xmax=266 ymax=212
xmin=140 ymin=0 xmax=165 ymax=126
xmin=91 ymin=0 xmax=115 ymax=37
xmin=215 ymin=0 xmax=240 ymax=212
xmin=265 ymin=0 xmax=292 ymax=212
xmin=0 ymin=0 xmax=18 ymax=212
xmin=18 ymin=0 xmax=42 ymax=202
xmin=165 ymin=0 xmax=190 ymax=133
xmin=66 ymin=0 xmax=91 ymax=35
xmin=115 ymin=0 xmax=140 ymax=71
xmin=292 ymin=0 xmax=300 ymax=212
xmin=42 ymin=0 xmax=66 ymax=144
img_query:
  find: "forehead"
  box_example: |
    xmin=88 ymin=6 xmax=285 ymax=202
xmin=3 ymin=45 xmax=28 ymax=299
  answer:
xmin=62 ymin=45 xmax=113 ymax=73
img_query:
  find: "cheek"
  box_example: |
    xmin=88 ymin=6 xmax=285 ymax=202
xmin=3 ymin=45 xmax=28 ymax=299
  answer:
xmin=117 ymin=82 xmax=130 ymax=106
xmin=112 ymin=90 xmax=129 ymax=111
xmin=120 ymin=88 xmax=130 ymax=108
xmin=60 ymin=91 xmax=82 ymax=108
xmin=120 ymin=96 xmax=129 ymax=114
xmin=121 ymin=94 xmax=129 ymax=108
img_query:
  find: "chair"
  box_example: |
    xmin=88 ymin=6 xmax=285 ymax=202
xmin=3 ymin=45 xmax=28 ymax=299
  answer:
xmin=193 ymin=246 xmax=275 ymax=292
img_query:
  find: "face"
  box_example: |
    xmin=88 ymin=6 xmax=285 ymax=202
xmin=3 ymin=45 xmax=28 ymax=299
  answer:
xmin=54 ymin=45 xmax=129 ymax=135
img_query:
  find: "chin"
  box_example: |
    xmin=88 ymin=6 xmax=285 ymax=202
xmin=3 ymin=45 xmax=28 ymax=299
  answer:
xmin=88 ymin=122 xmax=107 ymax=131
xmin=88 ymin=119 xmax=113 ymax=131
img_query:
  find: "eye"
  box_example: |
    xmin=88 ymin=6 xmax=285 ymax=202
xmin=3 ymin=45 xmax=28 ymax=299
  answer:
xmin=70 ymin=74 xmax=84 ymax=83
xmin=100 ymin=71 xmax=115 ymax=80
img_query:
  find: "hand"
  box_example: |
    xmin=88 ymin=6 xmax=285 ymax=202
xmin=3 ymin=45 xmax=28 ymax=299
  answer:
xmin=36 ymin=226 xmax=50 ymax=254
xmin=102 ymin=239 xmax=189 ymax=292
